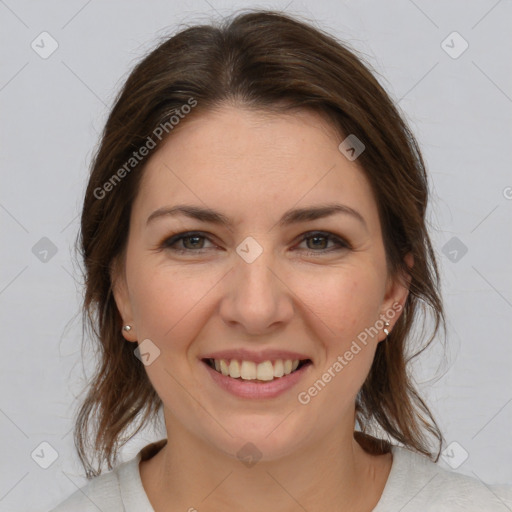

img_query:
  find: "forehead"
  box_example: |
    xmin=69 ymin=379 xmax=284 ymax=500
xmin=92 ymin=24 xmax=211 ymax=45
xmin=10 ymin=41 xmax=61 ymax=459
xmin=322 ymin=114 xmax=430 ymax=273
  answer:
xmin=133 ymin=106 xmax=380 ymax=231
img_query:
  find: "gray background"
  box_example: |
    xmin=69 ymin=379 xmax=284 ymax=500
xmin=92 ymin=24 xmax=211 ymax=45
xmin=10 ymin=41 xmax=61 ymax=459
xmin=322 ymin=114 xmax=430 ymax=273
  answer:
xmin=0 ymin=0 xmax=511 ymax=510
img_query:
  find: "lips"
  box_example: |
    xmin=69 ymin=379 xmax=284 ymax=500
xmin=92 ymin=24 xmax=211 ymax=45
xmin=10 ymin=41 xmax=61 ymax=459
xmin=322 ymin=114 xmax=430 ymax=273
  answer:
xmin=201 ymin=355 xmax=313 ymax=399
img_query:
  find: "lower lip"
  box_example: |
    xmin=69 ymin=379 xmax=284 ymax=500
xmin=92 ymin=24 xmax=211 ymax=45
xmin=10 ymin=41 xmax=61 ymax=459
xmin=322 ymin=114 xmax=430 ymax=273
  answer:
xmin=202 ymin=360 xmax=312 ymax=399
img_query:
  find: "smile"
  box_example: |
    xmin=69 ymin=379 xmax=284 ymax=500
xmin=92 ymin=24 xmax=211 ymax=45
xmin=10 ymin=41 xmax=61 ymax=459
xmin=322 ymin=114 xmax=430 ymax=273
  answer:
xmin=203 ymin=358 xmax=311 ymax=381
xmin=201 ymin=356 xmax=313 ymax=399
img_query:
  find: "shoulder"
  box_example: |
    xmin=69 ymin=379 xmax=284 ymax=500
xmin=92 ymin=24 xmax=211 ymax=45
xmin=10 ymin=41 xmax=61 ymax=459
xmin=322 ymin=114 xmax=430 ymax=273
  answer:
xmin=375 ymin=444 xmax=512 ymax=512
xmin=48 ymin=466 xmax=123 ymax=511
xmin=48 ymin=440 xmax=165 ymax=512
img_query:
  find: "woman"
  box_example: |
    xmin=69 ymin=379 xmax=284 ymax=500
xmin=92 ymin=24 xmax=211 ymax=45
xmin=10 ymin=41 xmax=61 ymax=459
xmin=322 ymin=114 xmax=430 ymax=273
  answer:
xmin=50 ymin=9 xmax=511 ymax=511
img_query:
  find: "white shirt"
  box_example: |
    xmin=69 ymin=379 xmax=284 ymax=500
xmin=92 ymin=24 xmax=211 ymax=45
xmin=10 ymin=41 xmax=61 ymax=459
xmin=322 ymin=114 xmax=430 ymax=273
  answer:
xmin=49 ymin=439 xmax=512 ymax=511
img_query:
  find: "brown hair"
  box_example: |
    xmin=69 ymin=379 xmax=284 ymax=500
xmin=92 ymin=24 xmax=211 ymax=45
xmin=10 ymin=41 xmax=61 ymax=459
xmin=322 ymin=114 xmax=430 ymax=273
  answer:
xmin=75 ymin=9 xmax=445 ymax=478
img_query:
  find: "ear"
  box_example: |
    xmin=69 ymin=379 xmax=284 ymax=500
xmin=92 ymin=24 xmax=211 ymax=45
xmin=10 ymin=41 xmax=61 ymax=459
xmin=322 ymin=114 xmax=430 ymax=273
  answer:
xmin=110 ymin=256 xmax=137 ymax=343
xmin=379 ymin=253 xmax=413 ymax=341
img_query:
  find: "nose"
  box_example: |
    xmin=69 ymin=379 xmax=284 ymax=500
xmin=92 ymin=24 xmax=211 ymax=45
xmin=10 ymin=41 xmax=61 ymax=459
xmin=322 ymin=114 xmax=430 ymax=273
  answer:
xmin=218 ymin=247 xmax=295 ymax=336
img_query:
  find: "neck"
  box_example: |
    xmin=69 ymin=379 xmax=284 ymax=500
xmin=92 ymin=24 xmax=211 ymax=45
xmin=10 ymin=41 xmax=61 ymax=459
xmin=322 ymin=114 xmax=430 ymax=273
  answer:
xmin=140 ymin=416 xmax=392 ymax=512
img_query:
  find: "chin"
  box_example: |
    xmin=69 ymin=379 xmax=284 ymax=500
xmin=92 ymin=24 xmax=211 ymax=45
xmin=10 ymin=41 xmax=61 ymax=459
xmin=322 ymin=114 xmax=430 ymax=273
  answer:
xmin=201 ymin=413 xmax=312 ymax=464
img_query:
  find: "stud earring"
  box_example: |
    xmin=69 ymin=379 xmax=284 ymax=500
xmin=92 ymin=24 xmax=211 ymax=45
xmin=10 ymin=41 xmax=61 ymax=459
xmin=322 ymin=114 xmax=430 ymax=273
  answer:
xmin=123 ymin=325 xmax=132 ymax=332
xmin=383 ymin=321 xmax=390 ymax=337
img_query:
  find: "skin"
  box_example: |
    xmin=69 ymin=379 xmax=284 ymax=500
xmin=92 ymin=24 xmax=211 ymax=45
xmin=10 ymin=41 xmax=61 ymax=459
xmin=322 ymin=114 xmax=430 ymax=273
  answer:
xmin=112 ymin=105 xmax=410 ymax=512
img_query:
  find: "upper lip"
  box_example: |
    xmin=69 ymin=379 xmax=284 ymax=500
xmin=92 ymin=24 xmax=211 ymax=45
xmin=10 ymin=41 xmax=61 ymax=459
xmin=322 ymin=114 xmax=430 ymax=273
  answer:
xmin=201 ymin=348 xmax=312 ymax=365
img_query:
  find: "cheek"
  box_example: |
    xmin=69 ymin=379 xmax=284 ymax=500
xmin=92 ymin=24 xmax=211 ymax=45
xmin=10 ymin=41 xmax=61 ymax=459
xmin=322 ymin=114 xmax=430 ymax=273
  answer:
xmin=127 ymin=261 xmax=222 ymax=347
xmin=125 ymin=265 xmax=217 ymax=403
xmin=292 ymin=265 xmax=384 ymax=341
xmin=292 ymin=269 xmax=384 ymax=417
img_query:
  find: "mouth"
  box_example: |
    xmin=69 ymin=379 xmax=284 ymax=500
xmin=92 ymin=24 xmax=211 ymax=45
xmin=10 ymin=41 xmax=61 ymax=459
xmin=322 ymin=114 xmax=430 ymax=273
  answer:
xmin=202 ymin=357 xmax=312 ymax=382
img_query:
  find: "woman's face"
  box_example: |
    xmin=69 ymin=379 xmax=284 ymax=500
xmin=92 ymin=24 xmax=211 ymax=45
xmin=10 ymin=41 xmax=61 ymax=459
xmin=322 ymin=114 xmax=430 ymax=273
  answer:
xmin=113 ymin=106 xmax=408 ymax=461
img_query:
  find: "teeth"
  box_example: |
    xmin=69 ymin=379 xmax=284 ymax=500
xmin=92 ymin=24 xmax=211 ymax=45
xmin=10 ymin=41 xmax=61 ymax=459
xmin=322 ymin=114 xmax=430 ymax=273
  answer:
xmin=220 ymin=359 xmax=229 ymax=376
xmin=240 ymin=360 xmax=256 ymax=380
xmin=273 ymin=359 xmax=284 ymax=378
xmin=228 ymin=359 xmax=241 ymax=378
xmin=256 ymin=361 xmax=274 ymax=381
xmin=210 ymin=358 xmax=304 ymax=381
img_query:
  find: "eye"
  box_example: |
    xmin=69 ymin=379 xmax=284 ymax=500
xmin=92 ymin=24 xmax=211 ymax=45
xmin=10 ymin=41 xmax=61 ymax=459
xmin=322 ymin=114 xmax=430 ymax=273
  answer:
xmin=159 ymin=230 xmax=350 ymax=256
xmin=296 ymin=231 xmax=350 ymax=255
xmin=160 ymin=231 xmax=217 ymax=253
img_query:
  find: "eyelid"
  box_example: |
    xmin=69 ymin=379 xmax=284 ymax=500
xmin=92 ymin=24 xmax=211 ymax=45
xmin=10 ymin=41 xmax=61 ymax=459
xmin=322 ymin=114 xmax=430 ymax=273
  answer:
xmin=160 ymin=231 xmax=219 ymax=251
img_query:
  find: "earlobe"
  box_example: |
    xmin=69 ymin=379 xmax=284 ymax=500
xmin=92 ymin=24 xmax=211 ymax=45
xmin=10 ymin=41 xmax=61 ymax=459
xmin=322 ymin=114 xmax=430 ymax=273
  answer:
xmin=121 ymin=323 xmax=137 ymax=342
xmin=380 ymin=253 xmax=413 ymax=339
xmin=110 ymin=259 xmax=137 ymax=342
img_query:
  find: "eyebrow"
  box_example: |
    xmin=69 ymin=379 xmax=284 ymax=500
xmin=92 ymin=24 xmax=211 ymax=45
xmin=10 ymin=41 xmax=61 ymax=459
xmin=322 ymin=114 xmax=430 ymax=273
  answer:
xmin=146 ymin=203 xmax=367 ymax=230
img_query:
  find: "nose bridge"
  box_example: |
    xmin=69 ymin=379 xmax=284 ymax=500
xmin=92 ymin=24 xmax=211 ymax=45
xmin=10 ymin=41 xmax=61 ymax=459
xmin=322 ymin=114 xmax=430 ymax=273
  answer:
xmin=234 ymin=233 xmax=275 ymax=291
xmin=238 ymin=251 xmax=275 ymax=301
xmin=220 ymin=239 xmax=293 ymax=333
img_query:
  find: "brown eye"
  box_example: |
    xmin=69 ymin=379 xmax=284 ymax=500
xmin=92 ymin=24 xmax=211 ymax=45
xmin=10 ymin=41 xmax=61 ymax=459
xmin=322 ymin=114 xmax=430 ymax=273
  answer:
xmin=306 ymin=235 xmax=329 ymax=250
xmin=161 ymin=232 xmax=215 ymax=253
xmin=297 ymin=231 xmax=350 ymax=255
xmin=181 ymin=235 xmax=206 ymax=250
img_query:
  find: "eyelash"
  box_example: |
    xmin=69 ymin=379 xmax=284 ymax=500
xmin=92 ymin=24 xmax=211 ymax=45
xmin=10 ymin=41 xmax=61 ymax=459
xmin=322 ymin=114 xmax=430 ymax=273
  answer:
xmin=159 ymin=231 xmax=351 ymax=256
